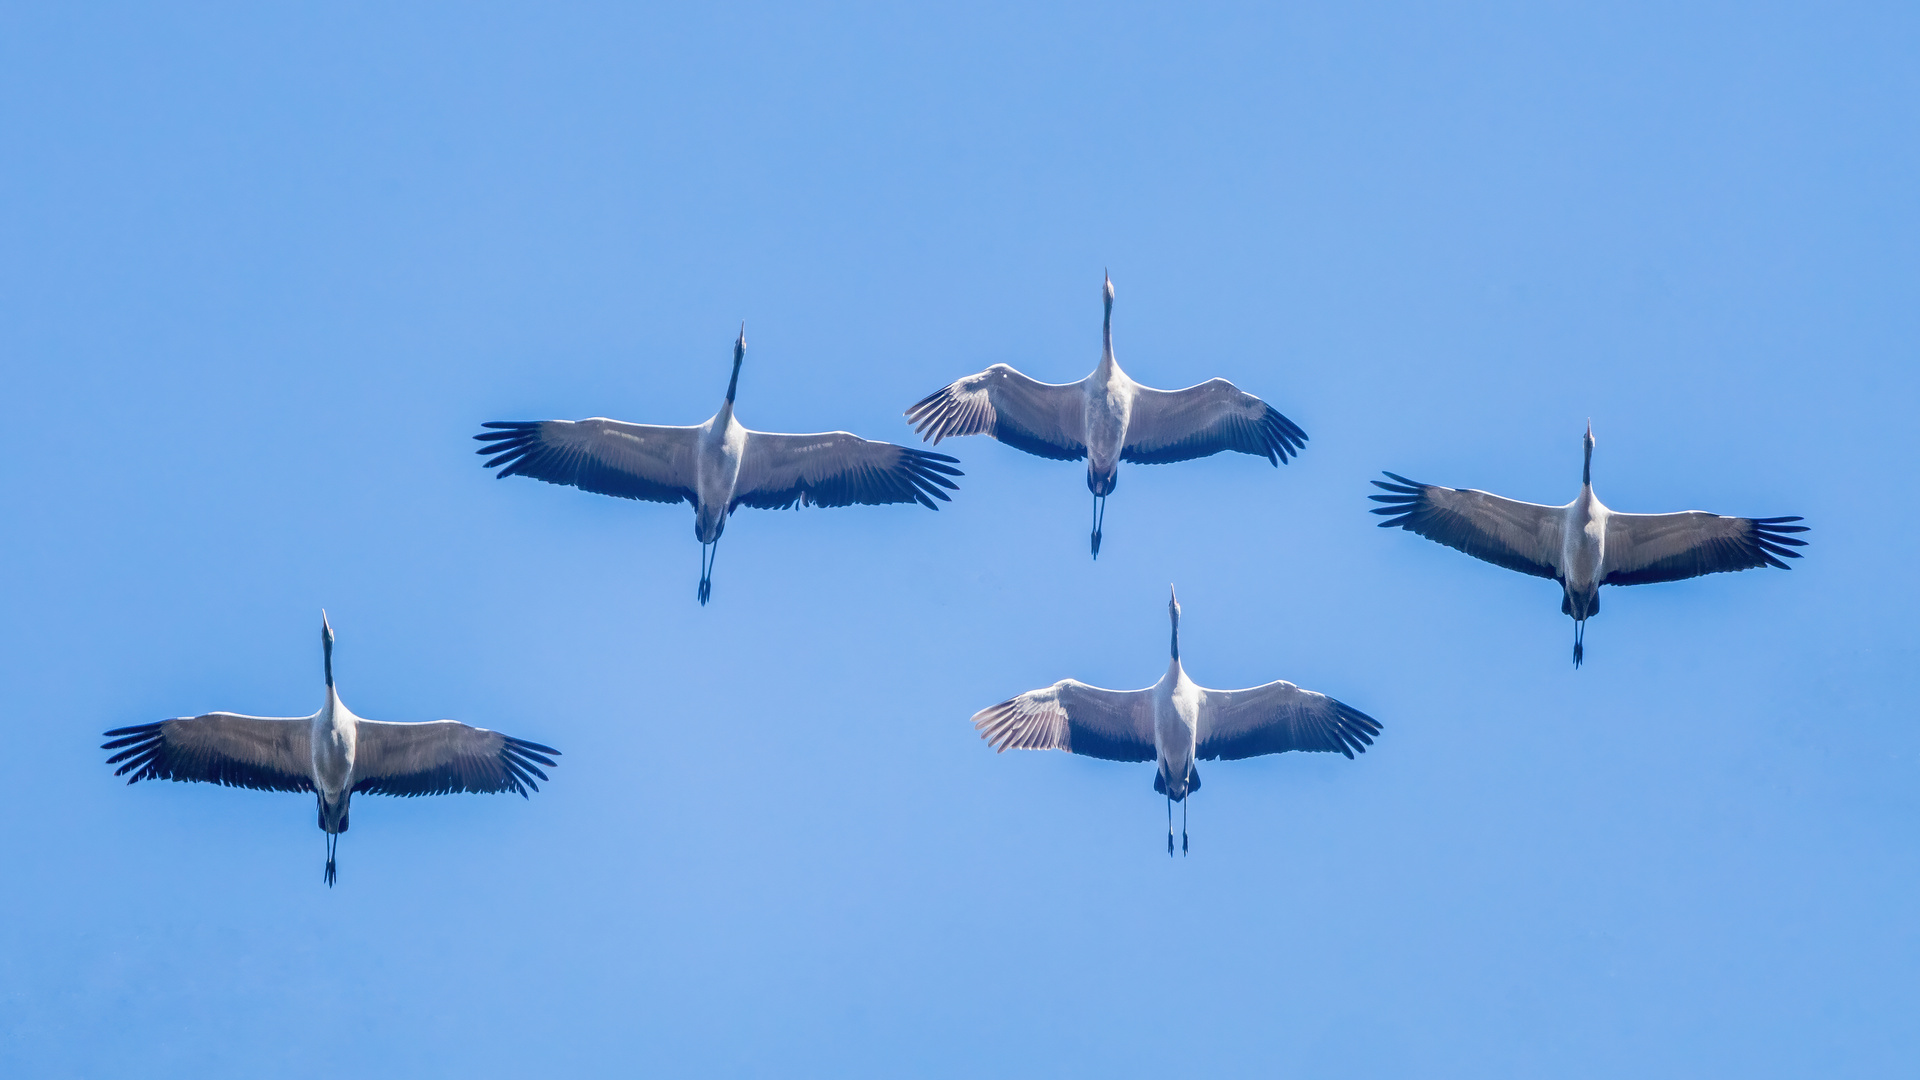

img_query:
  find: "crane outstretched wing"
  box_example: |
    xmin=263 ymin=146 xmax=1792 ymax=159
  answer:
xmin=1370 ymin=472 xmax=1565 ymax=579
xmin=474 ymin=419 xmax=700 ymax=505
xmin=1602 ymin=512 xmax=1807 ymax=586
xmin=732 ymin=431 xmax=962 ymax=511
xmin=1122 ymin=379 xmax=1307 ymax=465
xmin=1197 ymin=682 xmax=1380 ymax=761
xmin=351 ymin=720 xmax=560 ymax=798
xmin=971 ymin=680 xmax=1156 ymax=762
xmin=906 ymin=365 xmax=1088 ymax=461
xmin=102 ymin=713 xmax=315 ymax=793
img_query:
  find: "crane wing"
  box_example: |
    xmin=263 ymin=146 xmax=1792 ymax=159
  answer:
xmin=732 ymin=431 xmax=962 ymax=511
xmin=474 ymin=418 xmax=700 ymax=505
xmin=1370 ymin=472 xmax=1565 ymax=579
xmin=350 ymin=720 xmax=560 ymax=798
xmin=1197 ymin=681 xmax=1381 ymax=761
xmin=103 ymin=713 xmax=315 ymax=793
xmin=1602 ymin=511 xmax=1807 ymax=586
xmin=971 ymin=680 xmax=1156 ymax=763
xmin=1121 ymin=379 xmax=1307 ymax=465
xmin=905 ymin=364 xmax=1088 ymax=461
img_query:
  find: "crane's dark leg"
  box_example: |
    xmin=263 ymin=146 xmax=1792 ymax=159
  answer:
xmin=1181 ymin=763 xmax=1192 ymax=856
xmin=1166 ymin=795 xmax=1174 ymax=856
xmin=1572 ymin=619 xmax=1585 ymax=669
xmin=1091 ymin=496 xmax=1106 ymax=559
xmin=698 ymin=542 xmax=719 ymax=606
xmin=323 ymin=832 xmax=337 ymax=888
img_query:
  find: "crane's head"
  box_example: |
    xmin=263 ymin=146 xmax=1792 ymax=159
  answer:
xmin=1103 ymin=270 xmax=1114 ymax=310
xmin=1582 ymin=420 xmax=1595 ymax=485
xmin=1584 ymin=419 xmax=1594 ymax=452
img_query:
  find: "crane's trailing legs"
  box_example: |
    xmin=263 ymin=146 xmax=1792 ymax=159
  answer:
xmin=1182 ymin=788 xmax=1189 ymax=856
xmin=1166 ymin=795 xmax=1174 ymax=856
xmin=318 ymin=791 xmax=347 ymax=887
xmin=1573 ymin=619 xmax=1586 ymax=669
xmin=698 ymin=541 xmax=720 ymax=606
xmin=1091 ymin=495 xmax=1107 ymax=559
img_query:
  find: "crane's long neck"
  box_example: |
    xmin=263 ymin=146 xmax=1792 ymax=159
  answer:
xmin=323 ymin=633 xmax=334 ymax=689
xmin=1170 ymin=610 xmax=1180 ymax=663
xmin=717 ymin=349 xmax=743 ymax=427
xmin=1099 ymin=293 xmax=1116 ymax=377
xmin=1582 ymin=438 xmax=1593 ymax=488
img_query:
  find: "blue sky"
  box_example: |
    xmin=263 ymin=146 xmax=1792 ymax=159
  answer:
xmin=3 ymin=2 xmax=1916 ymax=1076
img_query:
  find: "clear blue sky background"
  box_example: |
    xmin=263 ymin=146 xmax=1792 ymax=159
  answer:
xmin=2 ymin=3 xmax=1915 ymax=1076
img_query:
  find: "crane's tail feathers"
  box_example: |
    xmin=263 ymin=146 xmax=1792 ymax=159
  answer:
xmin=1152 ymin=762 xmax=1200 ymax=799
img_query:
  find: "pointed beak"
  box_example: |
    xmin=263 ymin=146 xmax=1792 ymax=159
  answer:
xmin=321 ymin=609 xmax=333 ymax=641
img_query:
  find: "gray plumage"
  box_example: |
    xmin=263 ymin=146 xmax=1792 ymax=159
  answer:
xmin=971 ymin=588 xmax=1380 ymax=854
xmin=478 ymin=326 xmax=962 ymax=603
xmin=1371 ymin=422 xmax=1809 ymax=666
xmin=101 ymin=613 xmax=559 ymax=886
xmin=906 ymin=273 xmax=1304 ymax=557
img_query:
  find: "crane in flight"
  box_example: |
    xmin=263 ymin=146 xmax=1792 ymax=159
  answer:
xmin=971 ymin=587 xmax=1381 ymax=855
xmin=1371 ymin=422 xmax=1809 ymax=666
xmin=102 ymin=613 xmax=560 ymax=886
xmin=907 ymin=273 xmax=1306 ymax=558
xmin=479 ymin=326 xmax=962 ymax=604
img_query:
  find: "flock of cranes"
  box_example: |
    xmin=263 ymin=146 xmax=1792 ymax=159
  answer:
xmin=101 ymin=273 xmax=1809 ymax=880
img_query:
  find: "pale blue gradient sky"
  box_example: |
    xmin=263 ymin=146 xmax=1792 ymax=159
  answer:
xmin=2 ymin=3 xmax=1916 ymax=1077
